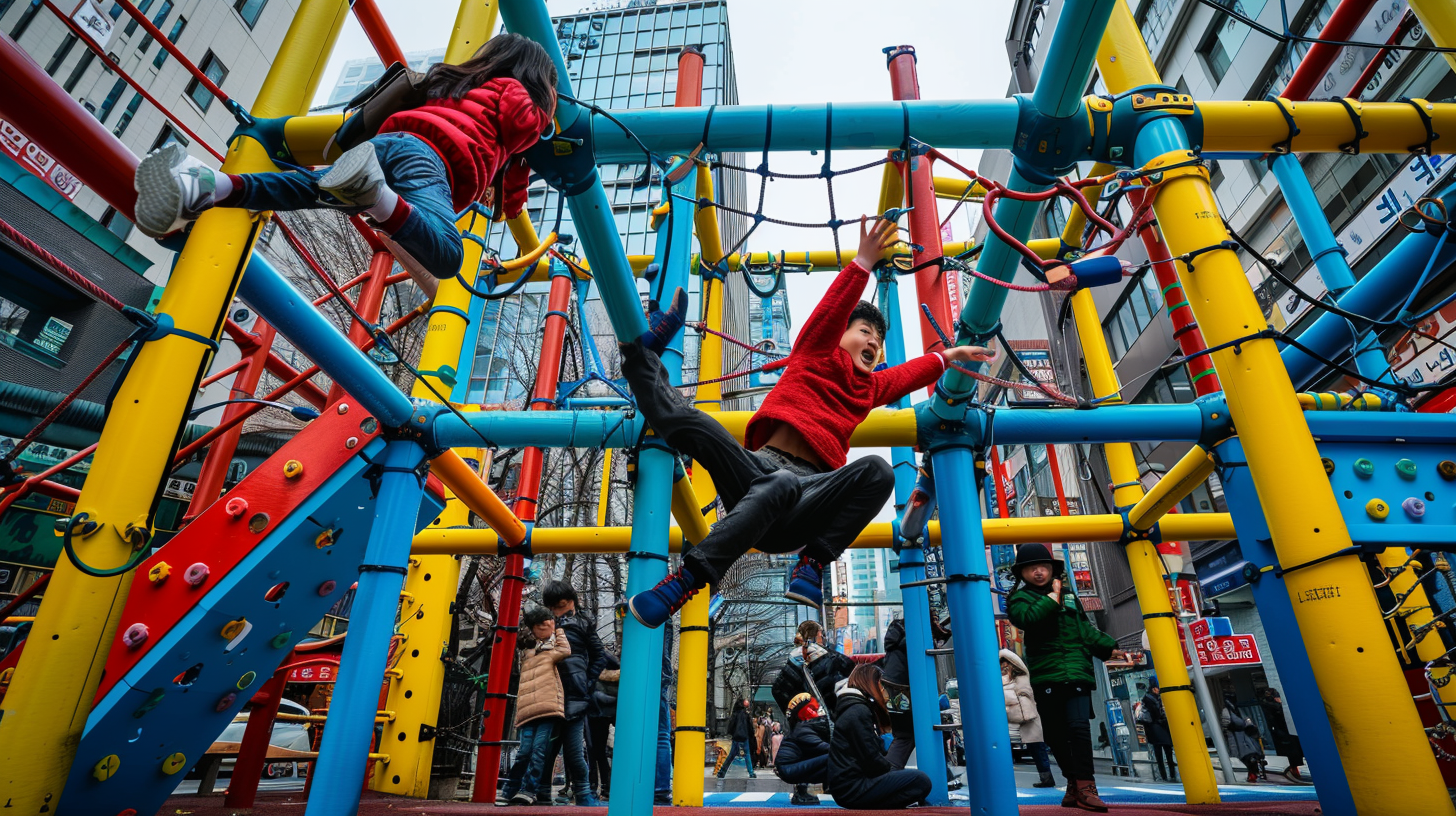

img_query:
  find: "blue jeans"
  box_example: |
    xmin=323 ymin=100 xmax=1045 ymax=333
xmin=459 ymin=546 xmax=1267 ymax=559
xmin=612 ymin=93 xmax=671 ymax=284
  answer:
xmin=535 ymin=715 xmax=592 ymax=801
xmin=718 ymin=739 xmax=756 ymax=777
xmin=655 ymin=698 xmax=672 ymax=794
xmin=502 ymin=719 xmax=558 ymax=800
xmin=1030 ymin=741 xmax=1052 ymax=774
xmin=234 ymin=132 xmax=463 ymax=279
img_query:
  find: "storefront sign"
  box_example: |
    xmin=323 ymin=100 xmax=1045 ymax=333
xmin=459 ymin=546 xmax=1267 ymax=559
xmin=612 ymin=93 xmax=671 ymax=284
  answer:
xmin=1014 ymin=348 xmax=1056 ymax=402
xmin=0 ymin=119 xmax=83 ymax=200
xmin=1194 ymin=634 xmax=1262 ymax=667
xmin=1388 ymin=300 xmax=1456 ymax=388
xmin=71 ymin=0 xmax=115 ymax=47
xmin=286 ymin=663 xmax=338 ymax=683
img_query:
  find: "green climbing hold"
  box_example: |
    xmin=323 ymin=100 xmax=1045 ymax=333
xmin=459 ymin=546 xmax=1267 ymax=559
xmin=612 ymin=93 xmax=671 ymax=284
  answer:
xmin=271 ymin=631 xmax=293 ymax=649
xmin=1354 ymin=458 xmax=1375 ymax=477
xmin=1396 ymin=459 xmax=1417 ymax=480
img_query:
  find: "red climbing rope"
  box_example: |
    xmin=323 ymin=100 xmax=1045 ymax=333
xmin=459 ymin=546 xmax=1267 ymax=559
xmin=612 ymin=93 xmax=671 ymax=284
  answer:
xmin=0 ymin=215 xmax=127 ymax=312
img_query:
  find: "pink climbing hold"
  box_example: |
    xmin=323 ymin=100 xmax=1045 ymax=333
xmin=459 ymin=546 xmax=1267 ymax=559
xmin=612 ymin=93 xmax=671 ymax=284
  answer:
xmin=121 ymin=623 xmax=149 ymax=649
xmin=183 ymin=562 xmax=210 ymax=587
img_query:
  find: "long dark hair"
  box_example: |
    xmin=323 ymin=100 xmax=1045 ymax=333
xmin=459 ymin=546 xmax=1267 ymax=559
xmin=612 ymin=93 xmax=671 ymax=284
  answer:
xmin=846 ymin=664 xmax=891 ymax=734
xmin=424 ymin=33 xmax=557 ymax=111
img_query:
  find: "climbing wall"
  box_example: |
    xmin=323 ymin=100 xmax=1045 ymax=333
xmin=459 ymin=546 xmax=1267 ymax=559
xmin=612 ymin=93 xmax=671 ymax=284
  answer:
xmin=57 ymin=404 xmax=444 ymax=816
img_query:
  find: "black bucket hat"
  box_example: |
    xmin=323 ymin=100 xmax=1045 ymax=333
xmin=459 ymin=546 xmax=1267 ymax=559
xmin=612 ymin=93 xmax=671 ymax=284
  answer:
xmin=1011 ymin=542 xmax=1065 ymax=579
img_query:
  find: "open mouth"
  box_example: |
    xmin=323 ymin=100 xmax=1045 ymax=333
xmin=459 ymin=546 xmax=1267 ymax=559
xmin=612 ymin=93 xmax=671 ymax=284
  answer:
xmin=861 ymin=349 xmax=875 ymax=365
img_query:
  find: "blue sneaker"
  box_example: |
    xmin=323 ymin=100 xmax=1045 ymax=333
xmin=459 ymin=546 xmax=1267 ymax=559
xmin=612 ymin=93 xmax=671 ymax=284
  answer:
xmin=639 ymin=286 xmax=688 ymax=355
xmin=784 ymin=557 xmax=824 ymax=607
xmin=576 ymin=793 xmax=605 ymax=807
xmin=628 ymin=564 xmax=700 ymax=628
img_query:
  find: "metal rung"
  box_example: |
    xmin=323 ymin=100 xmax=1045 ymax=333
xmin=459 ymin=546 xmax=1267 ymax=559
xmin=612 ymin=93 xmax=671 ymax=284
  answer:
xmin=933 ymin=723 xmax=961 ymax=732
xmin=899 ymin=577 xmax=948 ymax=589
xmin=926 ymin=647 xmax=954 ymax=656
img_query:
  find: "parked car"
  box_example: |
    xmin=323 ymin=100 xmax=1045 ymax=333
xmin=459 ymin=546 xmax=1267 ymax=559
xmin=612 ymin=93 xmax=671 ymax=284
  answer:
xmin=210 ymin=698 xmax=313 ymax=779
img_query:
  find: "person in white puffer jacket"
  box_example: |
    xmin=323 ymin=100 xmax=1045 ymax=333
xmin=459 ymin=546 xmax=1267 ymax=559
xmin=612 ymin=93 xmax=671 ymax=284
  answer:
xmin=1002 ymin=648 xmax=1055 ymax=788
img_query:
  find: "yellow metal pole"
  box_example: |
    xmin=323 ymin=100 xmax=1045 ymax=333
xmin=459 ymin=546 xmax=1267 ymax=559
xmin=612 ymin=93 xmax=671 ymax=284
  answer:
xmin=412 ymin=512 xmax=1237 ymax=555
xmin=932 ymin=176 xmax=988 ymax=201
xmin=0 ymin=2 xmax=351 ymax=810
xmin=1076 ymin=7 xmax=1221 ymax=802
xmin=374 ymin=8 xmax=506 ymax=793
xmin=1198 ymin=99 xmax=1456 ymax=154
xmin=1408 ymin=0 xmax=1456 ymax=72
xmin=672 ymin=163 xmax=724 ymax=804
xmin=1146 ymin=144 xmax=1454 ymax=814
xmin=1125 ymin=445 xmax=1215 ymax=532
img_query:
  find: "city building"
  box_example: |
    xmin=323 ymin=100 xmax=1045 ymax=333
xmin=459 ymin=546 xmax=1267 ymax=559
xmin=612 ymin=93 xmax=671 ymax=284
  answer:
xmin=0 ymin=0 xmax=302 ymax=277
xmin=991 ymin=0 xmax=1456 ymax=775
xmin=324 ymin=47 xmax=446 ymax=107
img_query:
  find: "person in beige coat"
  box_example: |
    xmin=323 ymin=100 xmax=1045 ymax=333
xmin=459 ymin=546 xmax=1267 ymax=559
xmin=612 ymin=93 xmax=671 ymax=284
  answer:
xmin=1002 ymin=648 xmax=1056 ymax=788
xmin=499 ymin=607 xmax=571 ymax=806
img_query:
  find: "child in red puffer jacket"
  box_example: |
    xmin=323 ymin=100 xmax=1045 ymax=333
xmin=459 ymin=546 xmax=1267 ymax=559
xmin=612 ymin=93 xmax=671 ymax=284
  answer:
xmin=133 ymin=33 xmax=556 ymax=281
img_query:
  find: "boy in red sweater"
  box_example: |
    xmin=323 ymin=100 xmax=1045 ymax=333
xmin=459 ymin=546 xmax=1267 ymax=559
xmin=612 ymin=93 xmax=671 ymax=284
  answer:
xmin=625 ymin=217 xmax=994 ymax=628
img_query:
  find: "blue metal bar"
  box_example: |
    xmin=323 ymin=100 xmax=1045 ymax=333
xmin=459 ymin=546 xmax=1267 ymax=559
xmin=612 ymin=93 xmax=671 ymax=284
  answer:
xmin=929 ymin=443 xmax=1017 ymax=815
xmin=1278 ymin=182 xmax=1456 ymax=390
xmin=1270 ymin=154 xmax=1356 ymax=296
xmin=1303 ymin=411 xmax=1456 ymax=443
xmin=497 ymin=0 xmax=582 ymax=130
xmin=1213 ymin=439 xmax=1355 ymax=816
xmin=878 ymin=272 xmax=949 ymax=805
xmin=589 ymin=100 xmax=1022 ymax=164
xmin=606 ymin=165 xmax=695 ymax=816
xmin=239 ymin=253 xmax=415 ymax=427
xmin=304 ymin=440 xmax=427 ymax=816
xmin=1030 ymin=0 xmax=1118 ymax=119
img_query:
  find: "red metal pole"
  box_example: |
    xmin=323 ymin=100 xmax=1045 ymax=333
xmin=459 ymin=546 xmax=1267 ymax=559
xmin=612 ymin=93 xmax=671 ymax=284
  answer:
xmin=326 ymin=249 xmax=392 ymax=404
xmin=988 ymin=446 xmax=1010 ymax=519
xmin=1282 ymin=0 xmax=1380 ymax=100
xmin=263 ymin=353 xmax=330 ymax=407
xmin=0 ymin=33 xmax=138 ymax=219
xmin=349 ymin=0 xmax=409 ymax=67
xmin=1344 ymin=10 xmax=1418 ymax=98
xmin=224 ymin=662 xmax=290 ymax=807
xmin=111 ymin=0 xmax=231 ymax=105
xmin=1127 ymin=189 xmax=1222 ymax=396
xmin=886 ymin=46 xmax=955 ymax=357
xmin=1045 ymin=444 xmax=1070 ymax=516
xmin=185 ymin=320 xmax=278 ymax=522
xmin=472 ymin=266 xmax=575 ymax=801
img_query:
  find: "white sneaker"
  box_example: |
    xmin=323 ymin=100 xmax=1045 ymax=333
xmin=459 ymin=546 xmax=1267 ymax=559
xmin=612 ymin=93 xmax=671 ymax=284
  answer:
xmin=317 ymin=141 xmax=386 ymax=209
xmin=134 ymin=143 xmax=220 ymax=238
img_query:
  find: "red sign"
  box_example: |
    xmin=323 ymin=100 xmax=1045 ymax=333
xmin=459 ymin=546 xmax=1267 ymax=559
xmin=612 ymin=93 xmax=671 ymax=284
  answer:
xmin=1194 ymin=634 xmax=1262 ymax=667
xmin=0 ymin=119 xmax=82 ymax=200
xmin=286 ymin=663 xmax=338 ymax=683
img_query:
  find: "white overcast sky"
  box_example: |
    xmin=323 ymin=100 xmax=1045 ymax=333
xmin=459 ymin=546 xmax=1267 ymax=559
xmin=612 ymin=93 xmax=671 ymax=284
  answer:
xmin=312 ymin=0 xmax=1019 ymax=520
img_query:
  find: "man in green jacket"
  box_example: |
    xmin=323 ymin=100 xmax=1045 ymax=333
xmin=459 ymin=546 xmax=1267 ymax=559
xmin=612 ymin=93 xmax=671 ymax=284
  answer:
xmin=1007 ymin=543 xmax=1127 ymax=813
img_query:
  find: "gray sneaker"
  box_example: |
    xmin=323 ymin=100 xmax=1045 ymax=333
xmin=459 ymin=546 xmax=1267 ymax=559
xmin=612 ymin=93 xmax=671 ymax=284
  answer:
xmin=133 ymin=143 xmax=220 ymax=238
xmin=317 ymin=141 xmax=386 ymax=209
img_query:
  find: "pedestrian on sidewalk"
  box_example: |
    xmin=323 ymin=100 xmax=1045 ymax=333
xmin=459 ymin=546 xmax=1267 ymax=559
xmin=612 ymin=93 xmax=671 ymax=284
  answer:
xmin=1220 ymin=690 xmax=1266 ymax=783
xmin=1140 ymin=677 xmax=1176 ymax=783
xmin=718 ymin=697 xmax=758 ymax=779
xmin=1259 ymin=687 xmax=1304 ymax=782
xmin=1002 ymin=648 xmax=1056 ymax=788
xmin=1006 ymin=543 xmax=1128 ymax=813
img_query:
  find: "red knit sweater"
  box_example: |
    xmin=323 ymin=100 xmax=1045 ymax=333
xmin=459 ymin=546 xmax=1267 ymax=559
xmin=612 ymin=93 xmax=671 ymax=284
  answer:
xmin=744 ymin=261 xmax=947 ymax=471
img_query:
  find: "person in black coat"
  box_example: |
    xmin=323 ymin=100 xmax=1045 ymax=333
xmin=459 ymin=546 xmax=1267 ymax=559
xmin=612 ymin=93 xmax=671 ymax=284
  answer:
xmin=1259 ymin=687 xmax=1304 ymax=781
xmin=880 ymin=615 xmax=951 ymax=770
xmin=1140 ymin=677 xmax=1175 ymax=782
xmin=586 ymin=651 xmax=620 ymax=799
xmin=772 ymin=620 xmax=857 ymax=719
xmin=828 ymin=664 xmax=931 ymax=810
xmin=775 ymin=693 xmax=832 ymax=805
xmin=536 ymin=581 xmax=607 ymax=805
xmin=718 ymin=697 xmax=758 ymax=778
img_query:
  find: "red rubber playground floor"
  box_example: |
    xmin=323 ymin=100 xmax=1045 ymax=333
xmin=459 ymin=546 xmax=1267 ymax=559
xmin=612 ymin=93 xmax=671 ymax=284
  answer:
xmin=161 ymin=790 xmax=1323 ymax=815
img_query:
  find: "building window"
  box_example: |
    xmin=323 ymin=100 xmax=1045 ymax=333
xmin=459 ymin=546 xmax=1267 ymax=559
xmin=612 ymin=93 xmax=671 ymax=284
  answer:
xmin=137 ymin=0 xmax=173 ymax=53
xmin=100 ymin=206 xmax=133 ymax=240
xmin=0 ymin=294 xmax=69 ymax=366
xmin=152 ymin=15 xmax=185 ymax=67
xmin=11 ymin=0 xmax=44 ymax=40
xmin=45 ymin=34 xmax=78 ymax=76
xmin=151 ymin=125 xmax=186 ymax=152
xmin=1138 ymin=0 xmax=1178 ymax=60
xmin=108 ymin=1 xmax=121 ymax=18
xmin=186 ymin=51 xmax=227 ymax=112
xmin=96 ymin=77 xmax=128 ymax=123
xmin=63 ymin=50 xmax=95 ymax=92
xmin=233 ymin=0 xmax=267 ymax=26
xmin=1103 ymin=271 xmax=1165 ymax=362
xmin=122 ymin=0 xmax=154 ymax=36
xmin=113 ymin=93 xmax=143 ymax=137
xmin=1197 ymin=2 xmax=1266 ymax=86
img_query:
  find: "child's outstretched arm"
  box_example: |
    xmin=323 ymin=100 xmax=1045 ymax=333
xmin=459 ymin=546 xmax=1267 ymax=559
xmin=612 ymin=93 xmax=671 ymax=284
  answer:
xmin=794 ymin=217 xmax=902 ymax=353
xmin=872 ymin=343 xmax=996 ymax=406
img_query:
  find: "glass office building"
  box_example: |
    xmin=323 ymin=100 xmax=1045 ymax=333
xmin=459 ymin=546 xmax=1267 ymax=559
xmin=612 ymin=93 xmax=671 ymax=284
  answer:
xmin=464 ymin=0 xmax=760 ymax=407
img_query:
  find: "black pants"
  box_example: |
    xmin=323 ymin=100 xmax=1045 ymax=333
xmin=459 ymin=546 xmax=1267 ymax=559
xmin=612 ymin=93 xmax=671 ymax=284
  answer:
xmin=1151 ymin=742 xmax=1175 ymax=779
xmin=588 ymin=716 xmax=611 ymax=795
xmin=886 ymin=709 xmax=914 ymax=770
xmin=622 ymin=343 xmax=894 ymax=586
xmin=835 ymin=769 xmax=932 ymax=810
xmin=1033 ymin=682 xmax=1095 ymax=781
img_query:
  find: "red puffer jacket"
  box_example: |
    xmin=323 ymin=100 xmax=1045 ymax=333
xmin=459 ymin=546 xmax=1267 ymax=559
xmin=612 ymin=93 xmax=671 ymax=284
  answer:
xmin=378 ymin=76 xmax=548 ymax=216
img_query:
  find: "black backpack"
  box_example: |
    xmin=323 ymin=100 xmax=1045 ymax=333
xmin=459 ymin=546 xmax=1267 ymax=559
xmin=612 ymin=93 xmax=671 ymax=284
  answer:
xmin=330 ymin=62 xmax=430 ymax=154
